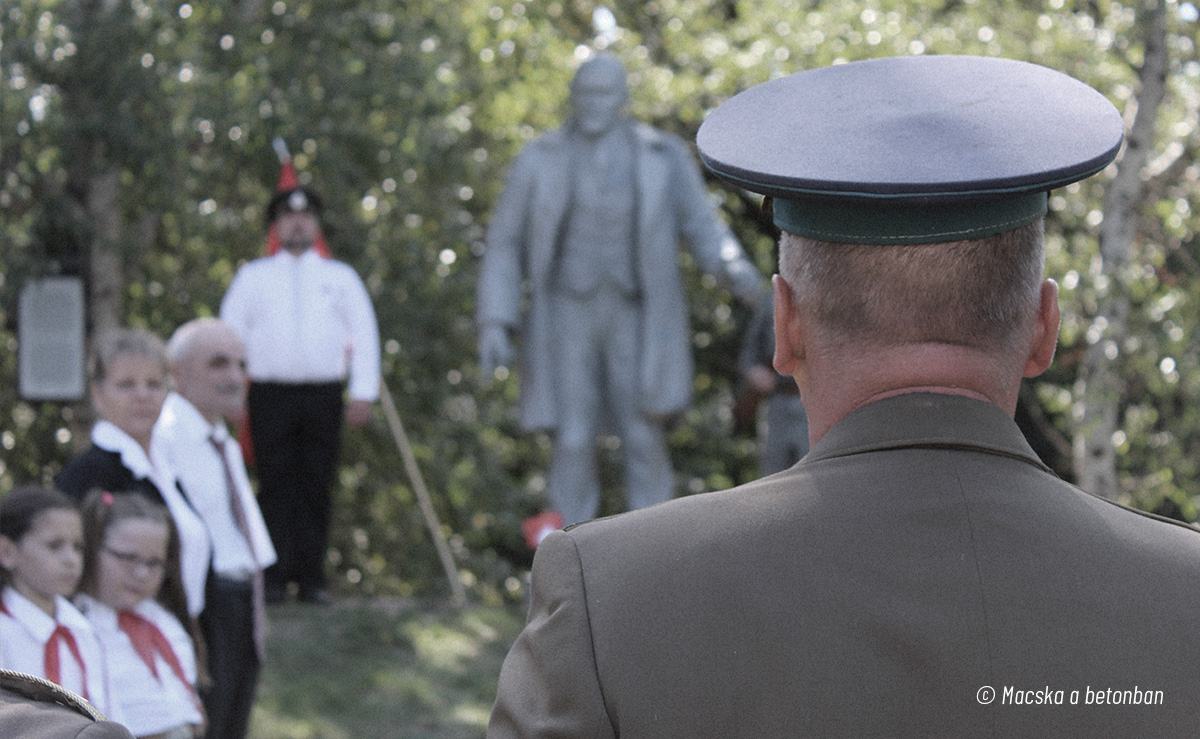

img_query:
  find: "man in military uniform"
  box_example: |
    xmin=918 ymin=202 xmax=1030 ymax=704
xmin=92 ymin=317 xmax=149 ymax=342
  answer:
xmin=0 ymin=669 xmax=133 ymax=738
xmin=489 ymin=55 xmax=1200 ymax=737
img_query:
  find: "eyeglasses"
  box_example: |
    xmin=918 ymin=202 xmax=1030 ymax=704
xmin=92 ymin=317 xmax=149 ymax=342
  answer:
xmin=103 ymin=547 xmax=166 ymax=574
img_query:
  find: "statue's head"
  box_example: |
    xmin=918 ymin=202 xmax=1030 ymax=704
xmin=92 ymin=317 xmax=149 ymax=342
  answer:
xmin=570 ymin=53 xmax=629 ymax=138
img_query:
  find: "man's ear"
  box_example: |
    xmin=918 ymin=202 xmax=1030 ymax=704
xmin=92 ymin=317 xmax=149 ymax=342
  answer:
xmin=1022 ymin=279 xmax=1061 ymax=378
xmin=772 ymin=274 xmax=804 ymax=376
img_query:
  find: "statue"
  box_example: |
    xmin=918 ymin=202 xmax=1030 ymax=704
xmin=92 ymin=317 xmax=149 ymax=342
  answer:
xmin=476 ymin=53 xmax=765 ymax=525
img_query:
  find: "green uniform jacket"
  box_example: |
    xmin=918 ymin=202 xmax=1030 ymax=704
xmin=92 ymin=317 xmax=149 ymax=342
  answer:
xmin=0 ymin=670 xmax=133 ymax=738
xmin=490 ymin=393 xmax=1200 ymax=737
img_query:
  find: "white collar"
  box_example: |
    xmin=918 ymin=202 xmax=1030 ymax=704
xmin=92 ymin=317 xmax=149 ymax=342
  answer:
xmin=72 ymin=593 xmax=116 ymax=629
xmin=75 ymin=593 xmax=165 ymax=629
xmin=158 ymin=393 xmax=225 ymax=442
xmin=92 ymin=420 xmax=155 ymax=480
xmin=2 ymin=589 xmax=89 ymax=640
xmin=273 ymin=247 xmax=320 ymax=264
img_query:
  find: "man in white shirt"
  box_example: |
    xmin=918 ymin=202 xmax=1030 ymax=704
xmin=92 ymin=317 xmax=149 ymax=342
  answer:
xmin=155 ymin=318 xmax=277 ymax=739
xmin=220 ymin=183 xmax=380 ymax=605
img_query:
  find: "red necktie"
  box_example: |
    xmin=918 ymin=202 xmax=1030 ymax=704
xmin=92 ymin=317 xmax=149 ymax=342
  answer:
xmin=45 ymin=624 xmax=90 ymax=701
xmin=210 ymin=433 xmax=267 ymax=660
xmin=1 ymin=599 xmax=90 ymax=700
xmin=117 ymin=610 xmax=201 ymax=711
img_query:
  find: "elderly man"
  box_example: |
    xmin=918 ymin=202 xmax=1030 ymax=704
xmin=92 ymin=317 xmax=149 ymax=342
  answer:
xmin=477 ymin=52 xmax=764 ymax=526
xmin=154 ymin=318 xmax=276 ymax=739
xmin=488 ymin=55 xmax=1200 ymax=737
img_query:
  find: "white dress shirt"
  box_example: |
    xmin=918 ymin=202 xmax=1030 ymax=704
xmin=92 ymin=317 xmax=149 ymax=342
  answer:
xmin=220 ymin=248 xmax=381 ymax=401
xmin=75 ymin=594 xmax=202 ymax=736
xmin=91 ymin=421 xmax=212 ymax=617
xmin=0 ymin=588 xmax=121 ymax=722
xmin=154 ymin=393 xmax=277 ymax=578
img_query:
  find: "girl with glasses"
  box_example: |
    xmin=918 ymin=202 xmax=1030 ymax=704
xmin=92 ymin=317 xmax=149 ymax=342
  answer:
xmin=75 ymin=490 xmax=204 ymax=739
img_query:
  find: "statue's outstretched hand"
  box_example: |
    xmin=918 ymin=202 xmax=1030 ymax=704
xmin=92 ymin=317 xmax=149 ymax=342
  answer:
xmin=479 ymin=323 xmax=515 ymax=378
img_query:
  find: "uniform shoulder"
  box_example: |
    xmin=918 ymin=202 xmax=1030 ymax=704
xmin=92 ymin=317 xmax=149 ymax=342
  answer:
xmin=0 ymin=669 xmax=106 ymax=721
xmin=1088 ymin=490 xmax=1200 ymax=540
xmin=564 ymin=474 xmax=784 ymax=552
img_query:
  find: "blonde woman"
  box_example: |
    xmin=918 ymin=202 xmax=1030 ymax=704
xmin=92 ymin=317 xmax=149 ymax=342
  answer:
xmin=57 ymin=328 xmax=211 ymax=620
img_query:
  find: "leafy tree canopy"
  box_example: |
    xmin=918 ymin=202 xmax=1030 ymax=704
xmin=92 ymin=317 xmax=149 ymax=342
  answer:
xmin=2 ymin=0 xmax=1198 ymax=601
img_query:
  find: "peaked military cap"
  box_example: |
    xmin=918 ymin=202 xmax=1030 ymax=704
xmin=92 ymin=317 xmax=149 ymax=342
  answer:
xmin=697 ymin=55 xmax=1124 ymax=245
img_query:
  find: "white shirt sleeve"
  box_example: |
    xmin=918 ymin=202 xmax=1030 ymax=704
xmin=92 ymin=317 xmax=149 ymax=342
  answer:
xmin=341 ymin=267 xmax=381 ymax=401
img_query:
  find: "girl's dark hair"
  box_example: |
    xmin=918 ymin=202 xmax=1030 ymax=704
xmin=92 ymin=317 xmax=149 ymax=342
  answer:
xmin=78 ymin=489 xmax=190 ymax=629
xmin=0 ymin=485 xmax=78 ymax=543
xmin=0 ymin=486 xmax=80 ymax=587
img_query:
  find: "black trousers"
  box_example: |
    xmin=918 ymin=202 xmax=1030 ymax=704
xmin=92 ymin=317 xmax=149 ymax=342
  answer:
xmin=248 ymin=381 xmax=344 ymax=592
xmin=200 ymin=575 xmax=260 ymax=739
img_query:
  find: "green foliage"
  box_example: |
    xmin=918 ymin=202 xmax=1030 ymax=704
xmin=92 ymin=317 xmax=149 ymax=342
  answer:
xmin=2 ymin=0 xmax=1199 ymax=602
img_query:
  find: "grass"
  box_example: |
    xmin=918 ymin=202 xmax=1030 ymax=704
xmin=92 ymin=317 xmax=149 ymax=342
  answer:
xmin=249 ymin=597 xmax=526 ymax=739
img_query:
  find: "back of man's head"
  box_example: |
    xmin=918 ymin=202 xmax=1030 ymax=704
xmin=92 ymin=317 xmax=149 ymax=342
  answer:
xmin=779 ymin=219 xmax=1045 ymax=355
xmin=696 ymin=55 xmax=1120 ymax=429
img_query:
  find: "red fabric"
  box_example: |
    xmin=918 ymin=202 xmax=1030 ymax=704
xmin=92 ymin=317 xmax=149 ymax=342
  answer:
xmin=45 ymin=624 xmax=90 ymax=701
xmin=2 ymin=599 xmax=90 ymax=700
xmin=265 ymin=222 xmax=330 ymax=257
xmin=209 ymin=434 xmax=267 ymax=659
xmin=276 ymin=160 xmax=300 ymax=191
xmin=265 ymin=222 xmax=280 ymax=258
xmin=522 ymin=510 xmax=565 ymax=550
xmin=117 ymin=610 xmax=201 ymax=711
xmin=237 ymin=403 xmax=256 ymax=467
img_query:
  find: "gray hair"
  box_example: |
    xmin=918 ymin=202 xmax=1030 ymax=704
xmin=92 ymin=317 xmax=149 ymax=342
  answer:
xmin=778 ymin=219 xmax=1046 ymax=353
xmin=89 ymin=328 xmax=169 ymax=384
xmin=166 ymin=317 xmax=231 ymax=365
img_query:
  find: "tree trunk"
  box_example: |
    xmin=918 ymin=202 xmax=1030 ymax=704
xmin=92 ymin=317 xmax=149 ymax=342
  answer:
xmin=87 ymin=168 xmax=124 ymax=337
xmin=1072 ymin=0 xmax=1168 ymax=499
xmin=62 ymin=0 xmax=127 ymax=451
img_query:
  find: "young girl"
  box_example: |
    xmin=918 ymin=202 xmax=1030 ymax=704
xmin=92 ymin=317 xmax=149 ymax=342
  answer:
xmin=75 ymin=490 xmax=204 ymax=739
xmin=0 ymin=485 xmax=117 ymax=718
